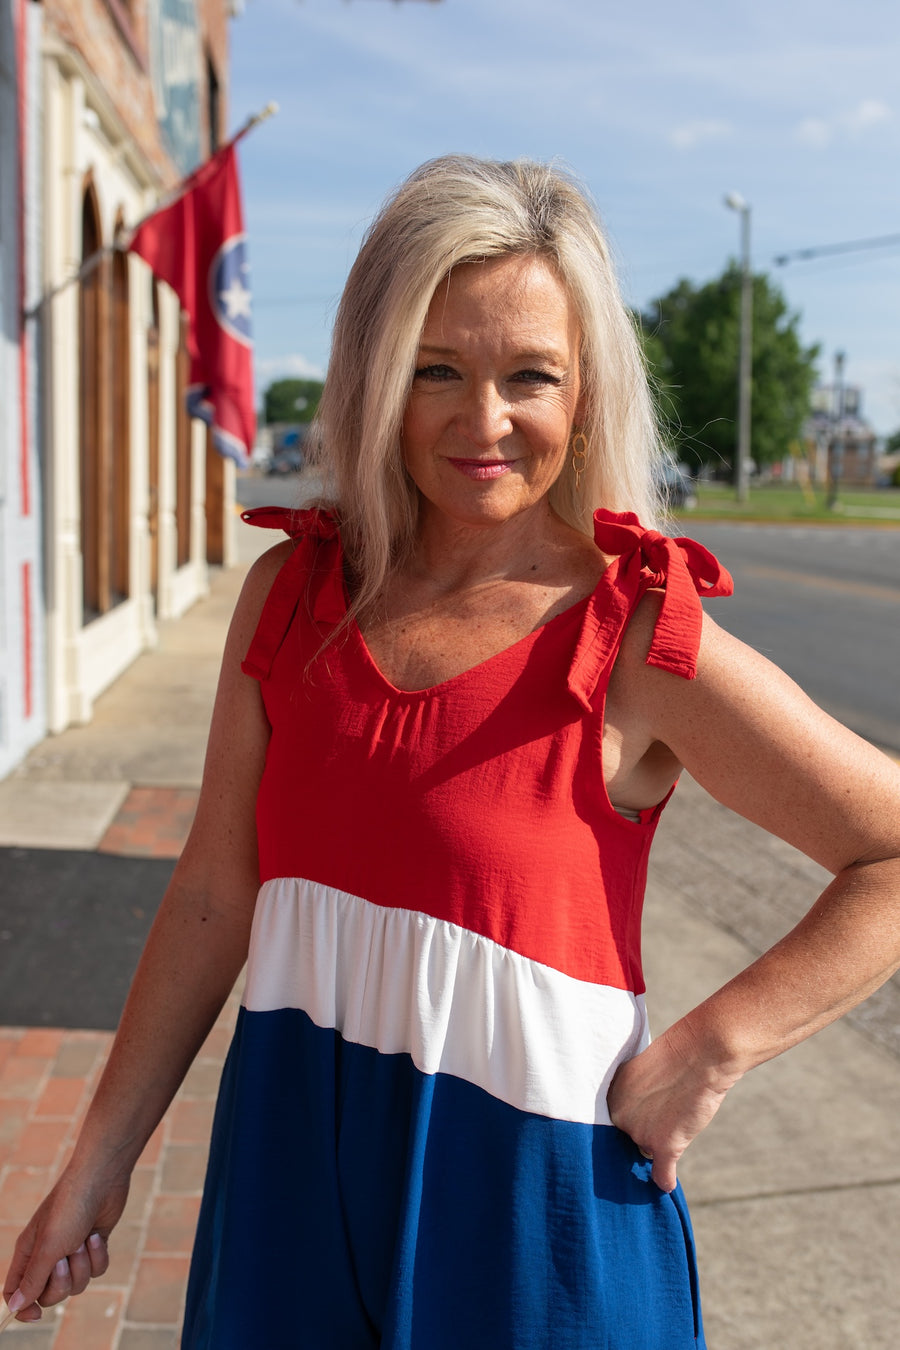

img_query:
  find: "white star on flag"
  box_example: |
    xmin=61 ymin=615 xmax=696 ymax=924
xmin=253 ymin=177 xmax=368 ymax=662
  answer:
xmin=220 ymin=276 xmax=252 ymax=321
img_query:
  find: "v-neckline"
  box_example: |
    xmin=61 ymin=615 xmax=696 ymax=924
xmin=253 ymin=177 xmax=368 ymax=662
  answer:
xmin=349 ymin=591 xmax=593 ymax=698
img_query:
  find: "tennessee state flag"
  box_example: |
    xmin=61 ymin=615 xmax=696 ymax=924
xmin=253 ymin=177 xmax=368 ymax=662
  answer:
xmin=128 ymin=144 xmax=255 ymax=465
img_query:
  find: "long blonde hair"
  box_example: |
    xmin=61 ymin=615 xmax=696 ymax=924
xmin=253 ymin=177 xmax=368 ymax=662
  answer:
xmin=309 ymin=155 xmax=664 ymax=614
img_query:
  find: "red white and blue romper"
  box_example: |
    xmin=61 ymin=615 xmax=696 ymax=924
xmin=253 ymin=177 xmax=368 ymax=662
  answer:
xmin=182 ymin=507 xmax=733 ymax=1350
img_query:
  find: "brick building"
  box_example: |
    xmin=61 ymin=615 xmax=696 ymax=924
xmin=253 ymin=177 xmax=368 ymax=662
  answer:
xmin=1 ymin=0 xmax=240 ymax=779
xmin=1 ymin=0 xmax=42 ymax=777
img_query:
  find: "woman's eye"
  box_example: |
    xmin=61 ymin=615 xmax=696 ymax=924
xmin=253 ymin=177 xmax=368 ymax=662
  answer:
xmin=413 ymin=364 xmax=457 ymax=381
xmin=513 ymin=368 xmax=561 ymax=386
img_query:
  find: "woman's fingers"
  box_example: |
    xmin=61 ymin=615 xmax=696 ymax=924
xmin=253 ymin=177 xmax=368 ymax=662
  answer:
xmin=5 ymin=1232 xmax=109 ymax=1321
xmin=650 ymin=1154 xmax=679 ymax=1193
xmin=633 ymin=1141 xmax=678 ymax=1193
xmin=3 ymin=1168 xmax=128 ymax=1325
xmin=1 ymin=1294 xmax=41 ymax=1324
xmin=39 ymin=1255 xmax=74 ymax=1307
xmin=87 ymin=1232 xmax=109 ymax=1278
xmin=56 ymin=1242 xmax=92 ymax=1300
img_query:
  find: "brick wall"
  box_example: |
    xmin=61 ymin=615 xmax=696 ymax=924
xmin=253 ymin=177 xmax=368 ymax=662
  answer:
xmin=197 ymin=0 xmax=229 ymax=144
xmin=42 ymin=0 xmax=230 ymax=186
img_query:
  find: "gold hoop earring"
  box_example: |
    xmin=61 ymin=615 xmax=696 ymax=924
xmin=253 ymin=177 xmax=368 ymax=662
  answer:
xmin=570 ymin=431 xmax=588 ymax=492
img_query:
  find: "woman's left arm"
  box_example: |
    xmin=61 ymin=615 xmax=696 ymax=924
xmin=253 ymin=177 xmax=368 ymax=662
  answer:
xmin=607 ymin=610 xmax=900 ymax=1191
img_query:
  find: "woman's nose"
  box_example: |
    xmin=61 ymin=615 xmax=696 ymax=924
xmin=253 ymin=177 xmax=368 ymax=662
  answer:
xmin=459 ymin=384 xmax=512 ymax=448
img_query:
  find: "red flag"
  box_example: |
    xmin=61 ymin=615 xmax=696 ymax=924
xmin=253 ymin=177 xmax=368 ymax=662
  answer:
xmin=128 ymin=144 xmax=255 ymax=465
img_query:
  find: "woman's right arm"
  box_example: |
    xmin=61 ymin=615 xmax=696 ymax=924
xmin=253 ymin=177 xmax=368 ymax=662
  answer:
xmin=2 ymin=542 xmax=292 ymax=1324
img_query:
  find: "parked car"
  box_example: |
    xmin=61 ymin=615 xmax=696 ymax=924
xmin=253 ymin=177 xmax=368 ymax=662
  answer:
xmin=656 ymin=455 xmax=697 ymax=509
xmin=265 ymin=445 xmax=305 ymax=475
xmin=261 ymin=423 xmax=308 ymax=476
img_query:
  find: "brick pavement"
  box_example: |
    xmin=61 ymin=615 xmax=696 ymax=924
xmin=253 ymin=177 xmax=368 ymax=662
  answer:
xmin=0 ymin=1002 xmax=239 ymax=1346
xmin=1 ymin=790 xmax=233 ymax=1345
xmin=0 ymin=529 xmax=264 ymax=1344
xmin=98 ymin=792 xmax=200 ymax=862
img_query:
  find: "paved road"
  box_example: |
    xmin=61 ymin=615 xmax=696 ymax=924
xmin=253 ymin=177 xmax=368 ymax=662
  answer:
xmin=682 ymin=520 xmax=900 ymax=755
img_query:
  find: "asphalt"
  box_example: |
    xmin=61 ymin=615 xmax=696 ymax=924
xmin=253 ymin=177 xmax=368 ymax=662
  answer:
xmin=1 ymin=496 xmax=899 ymax=1347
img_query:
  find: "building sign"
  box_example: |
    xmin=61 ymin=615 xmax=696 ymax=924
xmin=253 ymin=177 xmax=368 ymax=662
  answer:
xmin=148 ymin=0 xmax=202 ymax=175
xmin=811 ymin=384 xmax=863 ymax=420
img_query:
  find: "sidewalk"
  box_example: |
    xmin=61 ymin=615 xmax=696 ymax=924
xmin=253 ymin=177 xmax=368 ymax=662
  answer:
xmin=0 ymin=531 xmax=265 ymax=1350
xmin=1 ymin=518 xmax=899 ymax=1348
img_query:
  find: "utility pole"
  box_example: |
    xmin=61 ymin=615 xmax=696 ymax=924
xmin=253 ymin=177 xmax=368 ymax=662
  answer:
xmin=826 ymin=351 xmax=845 ymax=510
xmin=724 ymin=193 xmax=752 ymax=504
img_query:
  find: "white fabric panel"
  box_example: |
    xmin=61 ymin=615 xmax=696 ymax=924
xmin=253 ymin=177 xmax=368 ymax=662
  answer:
xmin=243 ymin=876 xmax=650 ymax=1128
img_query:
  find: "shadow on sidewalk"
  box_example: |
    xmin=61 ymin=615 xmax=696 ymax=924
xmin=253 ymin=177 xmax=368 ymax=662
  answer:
xmin=0 ymin=848 xmax=171 ymax=1030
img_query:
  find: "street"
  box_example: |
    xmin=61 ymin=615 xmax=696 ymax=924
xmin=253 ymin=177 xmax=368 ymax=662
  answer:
xmin=684 ymin=520 xmax=900 ymax=754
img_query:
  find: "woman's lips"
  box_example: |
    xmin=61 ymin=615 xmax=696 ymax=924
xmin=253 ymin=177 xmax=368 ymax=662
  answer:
xmin=447 ymin=458 xmax=514 ymax=480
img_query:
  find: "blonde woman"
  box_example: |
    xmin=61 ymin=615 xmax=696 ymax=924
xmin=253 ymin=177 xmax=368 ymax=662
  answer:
xmin=5 ymin=156 xmax=900 ymax=1349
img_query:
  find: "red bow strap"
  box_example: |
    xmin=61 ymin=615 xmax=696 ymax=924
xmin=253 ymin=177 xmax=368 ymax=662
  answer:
xmin=592 ymin=509 xmax=734 ymax=680
xmin=240 ymin=507 xmax=345 ymax=680
xmin=240 ymin=505 xmax=340 ymax=541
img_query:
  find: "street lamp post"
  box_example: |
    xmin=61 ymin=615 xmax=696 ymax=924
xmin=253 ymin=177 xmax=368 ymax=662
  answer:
xmin=724 ymin=192 xmax=752 ymax=504
xmin=826 ymin=350 xmax=845 ymax=510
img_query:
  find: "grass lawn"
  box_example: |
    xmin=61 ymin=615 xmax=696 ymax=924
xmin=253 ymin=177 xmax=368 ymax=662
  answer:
xmin=683 ymin=482 xmax=900 ymax=525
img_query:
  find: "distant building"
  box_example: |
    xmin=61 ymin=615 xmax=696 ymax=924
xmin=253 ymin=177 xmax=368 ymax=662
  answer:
xmin=1 ymin=0 xmax=240 ymax=780
xmin=803 ymin=378 xmax=878 ymax=488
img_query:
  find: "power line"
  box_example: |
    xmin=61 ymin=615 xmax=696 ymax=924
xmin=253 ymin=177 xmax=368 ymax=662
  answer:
xmin=774 ymin=232 xmax=900 ymax=266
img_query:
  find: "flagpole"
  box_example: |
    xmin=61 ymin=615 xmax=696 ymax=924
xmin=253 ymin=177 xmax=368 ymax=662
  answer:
xmin=121 ymin=101 xmax=279 ymax=246
xmin=23 ymin=246 xmax=116 ymax=320
xmin=22 ymin=102 xmax=279 ymax=319
xmin=229 ymin=100 xmax=279 ymax=151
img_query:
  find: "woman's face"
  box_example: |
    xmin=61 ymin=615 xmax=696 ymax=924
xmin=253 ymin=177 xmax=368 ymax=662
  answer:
xmin=402 ymin=254 xmax=583 ymax=534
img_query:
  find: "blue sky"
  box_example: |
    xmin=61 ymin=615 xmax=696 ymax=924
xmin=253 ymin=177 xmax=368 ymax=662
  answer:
xmin=228 ymin=0 xmax=900 ymax=435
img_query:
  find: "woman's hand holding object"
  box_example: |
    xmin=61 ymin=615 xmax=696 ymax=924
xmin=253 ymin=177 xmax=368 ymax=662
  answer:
xmin=1 ymin=1166 xmax=124 ymax=1327
xmin=1 ymin=1238 xmax=107 ymax=1330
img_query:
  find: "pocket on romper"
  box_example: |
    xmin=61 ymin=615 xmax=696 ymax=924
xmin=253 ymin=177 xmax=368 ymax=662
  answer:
xmin=664 ymin=1182 xmax=705 ymax=1344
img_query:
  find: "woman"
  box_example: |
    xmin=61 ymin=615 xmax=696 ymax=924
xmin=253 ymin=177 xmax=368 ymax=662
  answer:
xmin=5 ymin=156 xmax=900 ymax=1348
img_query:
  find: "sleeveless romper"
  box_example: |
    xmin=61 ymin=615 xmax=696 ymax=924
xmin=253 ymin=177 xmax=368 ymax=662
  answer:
xmin=182 ymin=506 xmax=733 ymax=1350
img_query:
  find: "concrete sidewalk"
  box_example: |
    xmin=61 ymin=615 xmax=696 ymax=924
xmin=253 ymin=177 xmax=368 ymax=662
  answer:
xmin=1 ymin=517 xmax=899 ymax=1348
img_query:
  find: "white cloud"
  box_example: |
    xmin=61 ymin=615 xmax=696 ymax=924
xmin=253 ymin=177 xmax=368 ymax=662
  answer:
xmin=667 ymin=119 xmax=733 ymax=151
xmin=845 ymin=98 xmax=892 ymax=131
xmin=794 ymin=99 xmax=892 ymax=147
xmin=255 ymin=353 xmax=326 ymax=388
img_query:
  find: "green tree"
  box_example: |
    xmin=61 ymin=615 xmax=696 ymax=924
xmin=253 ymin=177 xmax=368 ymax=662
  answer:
xmin=263 ymin=378 xmax=324 ymax=425
xmin=638 ymin=265 xmax=819 ymax=472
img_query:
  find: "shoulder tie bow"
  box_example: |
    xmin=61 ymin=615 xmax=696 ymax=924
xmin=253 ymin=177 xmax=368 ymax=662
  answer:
xmin=567 ymin=509 xmax=734 ymax=710
xmin=239 ymin=505 xmax=340 ymax=542
xmin=240 ymin=506 xmax=346 ymax=680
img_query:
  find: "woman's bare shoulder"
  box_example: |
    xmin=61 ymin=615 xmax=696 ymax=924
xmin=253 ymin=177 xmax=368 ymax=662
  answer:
xmin=227 ymin=540 xmax=297 ymax=639
xmin=617 ymin=603 xmax=900 ymax=872
xmin=242 ymin=538 xmax=296 ymax=596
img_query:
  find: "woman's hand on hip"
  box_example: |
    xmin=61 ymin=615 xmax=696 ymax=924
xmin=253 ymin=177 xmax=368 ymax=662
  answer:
xmin=607 ymin=1019 xmax=738 ymax=1193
